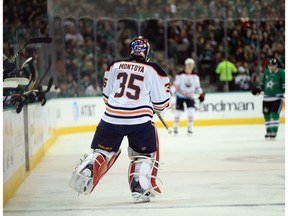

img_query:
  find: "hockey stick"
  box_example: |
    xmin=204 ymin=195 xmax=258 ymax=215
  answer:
xmin=22 ymin=54 xmax=53 ymax=106
xmin=155 ymin=112 xmax=172 ymax=134
xmin=39 ymin=77 xmax=54 ymax=106
xmin=8 ymin=37 xmax=52 ymax=63
xmin=42 ymin=84 xmax=60 ymax=93
xmin=23 ymin=59 xmax=36 ymax=90
xmin=35 ymin=54 xmax=52 ymax=88
xmin=43 ymin=77 xmax=54 ymax=93
xmin=20 ymin=57 xmax=33 ymax=69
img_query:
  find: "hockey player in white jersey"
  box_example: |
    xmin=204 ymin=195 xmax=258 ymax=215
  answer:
xmin=173 ymin=58 xmax=205 ymax=135
xmin=69 ymin=36 xmax=171 ymax=203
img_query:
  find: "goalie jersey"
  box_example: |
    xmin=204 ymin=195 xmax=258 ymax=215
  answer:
xmin=102 ymin=59 xmax=171 ymax=125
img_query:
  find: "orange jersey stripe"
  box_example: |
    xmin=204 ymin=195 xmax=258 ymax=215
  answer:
xmin=106 ymin=107 xmax=154 ymax=116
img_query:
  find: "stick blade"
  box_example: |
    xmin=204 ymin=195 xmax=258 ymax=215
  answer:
xmin=4 ymin=77 xmax=30 ymax=86
xmin=43 ymin=77 xmax=54 ymax=92
xmin=25 ymin=37 xmax=52 ymax=45
xmin=3 ymin=81 xmax=18 ymax=88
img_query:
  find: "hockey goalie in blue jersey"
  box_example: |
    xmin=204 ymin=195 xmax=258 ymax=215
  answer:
xmin=69 ymin=36 xmax=171 ymax=203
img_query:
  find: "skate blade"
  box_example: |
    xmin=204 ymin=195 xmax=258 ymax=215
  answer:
xmin=134 ymin=197 xmax=150 ymax=203
xmin=132 ymin=192 xmax=150 ymax=204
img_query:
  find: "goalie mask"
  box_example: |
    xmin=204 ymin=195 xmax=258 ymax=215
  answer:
xmin=129 ymin=36 xmax=150 ymax=61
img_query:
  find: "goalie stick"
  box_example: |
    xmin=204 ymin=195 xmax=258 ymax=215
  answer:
xmin=155 ymin=112 xmax=172 ymax=134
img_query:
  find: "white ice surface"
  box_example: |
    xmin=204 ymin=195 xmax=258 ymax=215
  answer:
xmin=3 ymin=124 xmax=285 ymax=216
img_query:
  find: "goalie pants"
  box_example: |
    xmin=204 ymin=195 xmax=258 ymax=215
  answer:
xmin=91 ymin=120 xmax=157 ymax=154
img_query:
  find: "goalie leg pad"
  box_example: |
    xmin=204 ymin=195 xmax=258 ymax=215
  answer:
xmin=69 ymin=149 xmax=121 ymax=195
xmin=128 ymin=147 xmax=162 ymax=203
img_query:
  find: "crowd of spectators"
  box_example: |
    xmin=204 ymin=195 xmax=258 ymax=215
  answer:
xmin=3 ymin=0 xmax=48 ymax=57
xmin=49 ymin=0 xmax=284 ymax=20
xmin=3 ymin=0 xmax=285 ymax=96
xmin=3 ymin=0 xmax=51 ymax=103
xmin=3 ymin=0 xmax=53 ymax=112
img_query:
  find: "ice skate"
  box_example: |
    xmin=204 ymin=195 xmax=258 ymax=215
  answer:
xmin=132 ymin=192 xmax=151 ymax=203
xmin=269 ymin=133 xmax=277 ymax=140
xmin=265 ymin=133 xmax=277 ymax=141
xmin=264 ymin=133 xmax=271 ymax=140
xmin=173 ymin=128 xmax=178 ymax=135
xmin=130 ymin=179 xmax=151 ymax=203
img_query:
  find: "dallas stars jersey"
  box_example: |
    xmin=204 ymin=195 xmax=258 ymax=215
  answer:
xmin=260 ymin=68 xmax=285 ymax=101
xmin=173 ymin=70 xmax=203 ymax=99
xmin=102 ymin=59 xmax=171 ymax=125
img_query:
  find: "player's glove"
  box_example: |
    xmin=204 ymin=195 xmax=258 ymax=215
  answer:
xmin=10 ymin=93 xmax=26 ymax=113
xmin=251 ymin=86 xmax=261 ymax=95
xmin=198 ymin=93 xmax=205 ymax=102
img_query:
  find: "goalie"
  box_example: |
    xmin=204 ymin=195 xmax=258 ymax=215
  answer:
xmin=69 ymin=36 xmax=171 ymax=203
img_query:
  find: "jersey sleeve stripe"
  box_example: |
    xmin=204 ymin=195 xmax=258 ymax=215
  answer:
xmin=103 ymin=93 xmax=109 ymax=104
xmin=153 ymin=102 xmax=170 ymax=111
xmin=103 ymin=93 xmax=109 ymax=99
xmin=152 ymin=98 xmax=170 ymax=105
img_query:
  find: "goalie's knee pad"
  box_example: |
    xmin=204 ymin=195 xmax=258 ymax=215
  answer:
xmin=69 ymin=149 xmax=121 ymax=195
xmin=128 ymin=147 xmax=162 ymax=203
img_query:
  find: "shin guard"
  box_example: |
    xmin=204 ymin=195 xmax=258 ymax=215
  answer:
xmin=128 ymin=147 xmax=162 ymax=203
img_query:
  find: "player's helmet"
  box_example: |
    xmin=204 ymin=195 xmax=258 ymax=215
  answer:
xmin=129 ymin=36 xmax=150 ymax=61
xmin=268 ymin=58 xmax=278 ymax=66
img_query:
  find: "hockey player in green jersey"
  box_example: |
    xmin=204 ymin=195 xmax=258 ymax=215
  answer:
xmin=251 ymin=58 xmax=285 ymax=140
